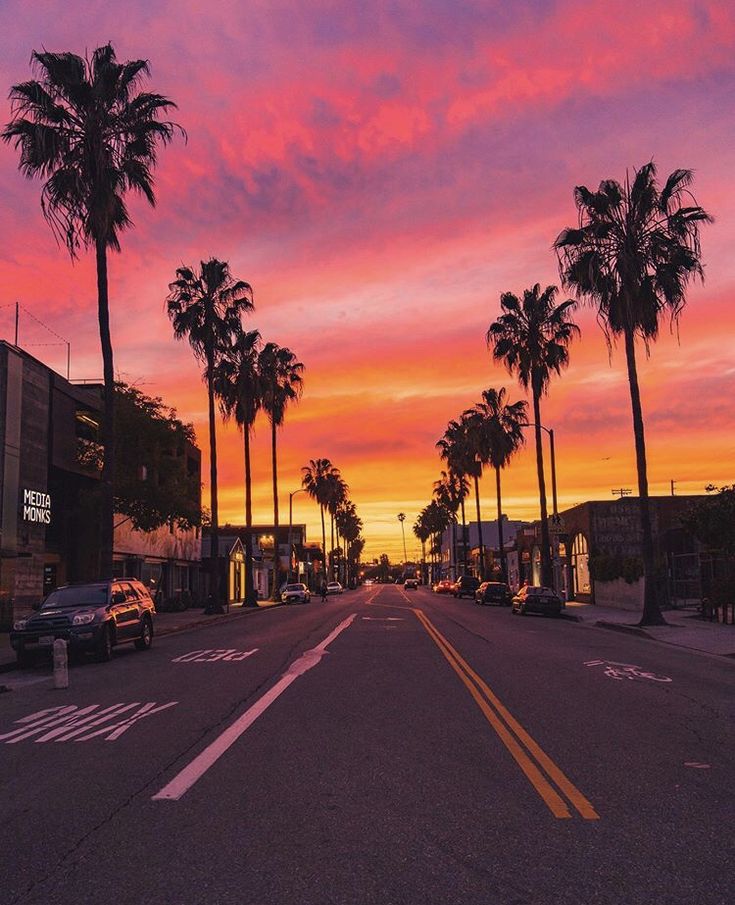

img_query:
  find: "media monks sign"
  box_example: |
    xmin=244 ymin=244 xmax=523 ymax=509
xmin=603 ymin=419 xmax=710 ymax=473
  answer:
xmin=22 ymin=489 xmax=51 ymax=525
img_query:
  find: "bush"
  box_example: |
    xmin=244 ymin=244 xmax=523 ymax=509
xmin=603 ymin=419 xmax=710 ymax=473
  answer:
xmin=589 ymin=553 xmax=643 ymax=584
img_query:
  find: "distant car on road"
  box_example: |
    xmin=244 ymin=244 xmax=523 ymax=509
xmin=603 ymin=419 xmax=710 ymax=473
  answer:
xmin=10 ymin=579 xmax=156 ymax=665
xmin=432 ymin=579 xmax=454 ymax=594
xmin=452 ymin=576 xmax=480 ymax=599
xmin=475 ymin=582 xmax=512 ymax=606
xmin=404 ymin=578 xmax=418 ymax=590
xmin=326 ymin=581 xmax=344 ymax=595
xmin=281 ymin=583 xmax=311 ymax=604
xmin=511 ymin=585 xmax=563 ymax=617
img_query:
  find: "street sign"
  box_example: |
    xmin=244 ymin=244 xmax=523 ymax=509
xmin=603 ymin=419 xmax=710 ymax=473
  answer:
xmin=549 ymin=514 xmax=565 ymax=535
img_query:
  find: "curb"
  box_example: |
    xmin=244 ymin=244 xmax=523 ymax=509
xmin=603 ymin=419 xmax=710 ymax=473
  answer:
xmin=0 ymin=602 xmax=285 ymax=675
xmin=593 ymin=620 xmax=653 ymax=640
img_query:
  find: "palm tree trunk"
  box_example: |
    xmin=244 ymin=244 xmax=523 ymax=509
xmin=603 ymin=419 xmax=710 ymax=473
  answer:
xmin=270 ymin=419 xmax=280 ymax=599
xmin=496 ymin=466 xmax=506 ymax=583
xmin=320 ymin=505 xmax=327 ymax=588
xmin=532 ymin=389 xmax=552 ymax=588
xmin=95 ymin=239 xmax=115 ymax=579
xmin=474 ymin=473 xmax=485 ymax=579
xmin=624 ymin=326 xmax=666 ymax=626
xmin=330 ymin=514 xmax=335 ymax=581
xmin=206 ymin=359 xmax=222 ymax=612
xmin=460 ymin=496 xmax=468 ymax=575
xmin=243 ymin=427 xmax=256 ymax=606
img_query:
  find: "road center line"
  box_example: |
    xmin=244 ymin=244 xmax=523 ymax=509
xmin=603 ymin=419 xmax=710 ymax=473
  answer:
xmin=413 ymin=608 xmax=599 ymax=821
xmin=152 ymin=614 xmax=357 ymax=802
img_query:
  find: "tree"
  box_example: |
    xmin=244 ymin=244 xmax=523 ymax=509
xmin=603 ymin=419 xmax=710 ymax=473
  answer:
xmin=433 ymin=470 xmax=468 ymax=579
xmin=258 ymin=343 xmax=304 ymax=596
xmin=682 ymin=485 xmax=735 ymax=556
xmin=555 ymin=162 xmax=710 ymax=625
xmin=438 ymin=418 xmax=482 ymax=576
xmin=325 ymin=472 xmax=348 ymax=580
xmin=464 ymin=388 xmax=527 ymax=582
xmin=487 ymin=284 xmax=579 ymax=587
xmin=3 ymin=44 xmax=181 ymax=576
xmin=413 ymin=513 xmax=431 ymax=584
xmin=213 ymin=329 xmax=262 ymax=605
xmin=302 ymin=458 xmax=341 ymax=584
xmin=167 ymin=259 xmax=254 ymax=612
xmin=112 ymin=383 xmax=201 ymax=532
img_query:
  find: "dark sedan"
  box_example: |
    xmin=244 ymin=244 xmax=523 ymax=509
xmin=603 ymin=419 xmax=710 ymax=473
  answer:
xmin=10 ymin=579 xmax=156 ymax=665
xmin=475 ymin=581 xmax=512 ymax=606
xmin=511 ymin=586 xmax=563 ymax=617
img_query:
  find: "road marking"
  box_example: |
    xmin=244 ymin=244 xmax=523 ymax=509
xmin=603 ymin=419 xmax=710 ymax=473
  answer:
xmin=684 ymin=762 xmax=711 ymax=769
xmin=361 ymin=617 xmax=404 ymax=621
xmin=584 ymin=660 xmax=672 ymax=683
xmin=413 ymin=608 xmax=599 ymax=821
xmin=0 ymin=702 xmax=178 ymax=743
xmin=172 ymin=648 xmax=258 ymax=663
xmin=153 ymin=613 xmax=357 ymax=801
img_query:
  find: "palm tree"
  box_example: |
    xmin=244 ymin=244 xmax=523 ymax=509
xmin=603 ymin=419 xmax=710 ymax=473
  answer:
xmin=325 ymin=473 xmax=348 ymax=581
xmin=465 ymin=388 xmax=528 ymax=582
xmin=433 ymin=471 xmax=468 ymax=579
xmin=487 ymin=284 xmax=579 ymax=588
xmin=554 ymin=163 xmax=711 ymax=625
xmin=425 ymin=500 xmax=451 ymax=581
xmin=438 ymin=419 xmax=483 ymax=577
xmin=258 ymin=343 xmax=304 ymax=596
xmin=167 ymin=259 xmax=254 ymax=611
xmin=397 ymin=513 xmax=408 ymax=565
xmin=413 ymin=513 xmax=431 ymax=584
xmin=302 ymin=458 xmax=341 ymax=585
xmin=213 ymin=329 xmax=262 ymax=606
xmin=3 ymin=44 xmax=181 ymax=576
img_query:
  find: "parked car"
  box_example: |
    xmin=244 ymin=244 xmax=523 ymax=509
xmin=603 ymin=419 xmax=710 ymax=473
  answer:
xmin=404 ymin=578 xmax=418 ymax=590
xmin=511 ymin=585 xmax=563 ymax=616
xmin=10 ymin=579 xmax=156 ymax=665
xmin=452 ymin=576 xmax=481 ymax=599
xmin=281 ymin=583 xmax=311 ymax=604
xmin=432 ymin=579 xmax=454 ymax=594
xmin=475 ymin=581 xmax=512 ymax=606
xmin=326 ymin=581 xmax=344 ymax=595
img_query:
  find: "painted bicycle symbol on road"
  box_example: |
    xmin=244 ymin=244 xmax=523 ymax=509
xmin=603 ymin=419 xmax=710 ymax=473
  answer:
xmin=584 ymin=659 xmax=672 ymax=683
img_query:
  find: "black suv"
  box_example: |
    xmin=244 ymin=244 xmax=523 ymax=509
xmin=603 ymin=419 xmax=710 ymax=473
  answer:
xmin=11 ymin=580 xmax=156 ymax=665
xmin=452 ymin=575 xmax=480 ymax=599
xmin=475 ymin=581 xmax=512 ymax=606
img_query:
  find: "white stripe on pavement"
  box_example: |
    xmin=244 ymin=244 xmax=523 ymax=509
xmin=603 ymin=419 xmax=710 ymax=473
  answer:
xmin=152 ymin=613 xmax=357 ymax=801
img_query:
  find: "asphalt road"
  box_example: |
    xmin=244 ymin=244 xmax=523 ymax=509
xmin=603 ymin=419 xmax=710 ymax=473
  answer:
xmin=1 ymin=584 xmax=733 ymax=905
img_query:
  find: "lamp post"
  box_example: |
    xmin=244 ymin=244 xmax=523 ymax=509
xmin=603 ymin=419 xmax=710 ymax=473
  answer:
xmin=397 ymin=512 xmax=408 ymax=567
xmin=288 ymin=488 xmax=307 ymax=582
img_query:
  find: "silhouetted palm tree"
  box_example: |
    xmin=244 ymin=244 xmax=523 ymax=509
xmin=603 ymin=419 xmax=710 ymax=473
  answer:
xmin=555 ymin=162 xmax=711 ymax=625
xmin=438 ymin=418 xmax=483 ymax=577
xmin=302 ymin=458 xmax=341 ymax=584
xmin=487 ymin=284 xmax=578 ymax=588
xmin=465 ymin=388 xmax=528 ymax=582
xmin=413 ymin=513 xmax=432 ymax=583
xmin=167 ymin=259 xmax=254 ymax=610
xmin=213 ymin=329 xmax=262 ymax=605
xmin=433 ymin=470 xmax=468 ymax=578
xmin=325 ymin=473 xmax=348 ymax=581
xmin=3 ymin=44 xmax=181 ymax=575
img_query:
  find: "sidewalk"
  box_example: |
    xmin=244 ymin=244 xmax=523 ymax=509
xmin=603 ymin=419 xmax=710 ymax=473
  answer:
xmin=0 ymin=601 xmax=282 ymax=674
xmin=564 ymin=601 xmax=735 ymax=658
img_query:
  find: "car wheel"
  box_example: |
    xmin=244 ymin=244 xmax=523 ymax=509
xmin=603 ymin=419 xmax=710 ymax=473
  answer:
xmin=96 ymin=624 xmax=113 ymax=662
xmin=134 ymin=616 xmax=153 ymax=651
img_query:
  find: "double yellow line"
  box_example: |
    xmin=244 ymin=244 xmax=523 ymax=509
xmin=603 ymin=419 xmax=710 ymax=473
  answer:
xmin=413 ymin=608 xmax=599 ymax=821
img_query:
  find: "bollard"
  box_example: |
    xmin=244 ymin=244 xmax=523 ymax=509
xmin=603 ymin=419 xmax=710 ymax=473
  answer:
xmin=53 ymin=638 xmax=69 ymax=689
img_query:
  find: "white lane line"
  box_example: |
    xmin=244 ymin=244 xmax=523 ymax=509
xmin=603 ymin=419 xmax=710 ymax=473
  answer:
xmin=152 ymin=613 xmax=357 ymax=801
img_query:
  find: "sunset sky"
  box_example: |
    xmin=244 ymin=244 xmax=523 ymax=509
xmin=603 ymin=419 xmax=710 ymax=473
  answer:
xmin=1 ymin=1 xmax=734 ymax=560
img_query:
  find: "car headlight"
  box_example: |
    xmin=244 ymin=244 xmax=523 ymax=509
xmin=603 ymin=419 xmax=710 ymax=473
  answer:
xmin=13 ymin=619 xmax=27 ymax=631
xmin=72 ymin=612 xmax=96 ymax=626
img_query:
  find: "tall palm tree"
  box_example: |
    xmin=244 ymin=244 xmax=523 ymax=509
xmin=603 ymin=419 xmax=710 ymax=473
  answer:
xmin=433 ymin=470 xmax=468 ymax=579
xmin=302 ymin=458 xmax=341 ymax=585
xmin=258 ymin=343 xmax=304 ymax=596
xmin=425 ymin=500 xmax=451 ymax=581
xmin=3 ymin=44 xmax=181 ymax=576
xmin=413 ymin=513 xmax=431 ymax=584
xmin=438 ymin=419 xmax=483 ymax=577
xmin=213 ymin=329 xmax=262 ymax=606
xmin=555 ymin=163 xmax=711 ymax=625
xmin=167 ymin=259 xmax=254 ymax=611
xmin=487 ymin=284 xmax=579 ymax=588
xmin=465 ymin=388 xmax=528 ymax=582
xmin=325 ymin=473 xmax=348 ymax=581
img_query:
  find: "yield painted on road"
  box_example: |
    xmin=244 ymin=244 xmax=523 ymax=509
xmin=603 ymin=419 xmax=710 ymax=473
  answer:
xmin=413 ymin=608 xmax=599 ymax=821
xmin=153 ymin=614 xmax=358 ymax=802
xmin=172 ymin=648 xmax=258 ymax=663
xmin=0 ymin=702 xmax=178 ymax=743
xmin=584 ymin=660 xmax=672 ymax=682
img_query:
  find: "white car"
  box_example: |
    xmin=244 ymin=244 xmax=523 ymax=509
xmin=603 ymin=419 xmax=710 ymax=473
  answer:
xmin=281 ymin=583 xmax=311 ymax=604
xmin=326 ymin=581 xmax=343 ymax=595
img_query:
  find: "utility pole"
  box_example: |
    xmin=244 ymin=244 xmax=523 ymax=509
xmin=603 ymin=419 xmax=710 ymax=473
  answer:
xmin=612 ymin=488 xmax=632 ymax=499
xmin=14 ymin=302 xmax=19 ymax=346
xmin=670 ymin=479 xmax=676 ymax=496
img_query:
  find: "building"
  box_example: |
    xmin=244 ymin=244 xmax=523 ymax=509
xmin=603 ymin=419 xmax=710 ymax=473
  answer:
xmin=513 ymin=495 xmax=707 ymax=610
xmin=0 ymin=341 xmax=202 ymax=626
xmin=439 ymin=517 xmax=530 ymax=579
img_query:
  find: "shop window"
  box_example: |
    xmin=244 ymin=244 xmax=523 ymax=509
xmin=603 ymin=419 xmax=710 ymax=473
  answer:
xmin=572 ymin=534 xmax=591 ymax=596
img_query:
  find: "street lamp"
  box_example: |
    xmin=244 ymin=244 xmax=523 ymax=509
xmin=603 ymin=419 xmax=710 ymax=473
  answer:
xmin=397 ymin=512 xmax=408 ymax=566
xmin=288 ymin=488 xmax=307 ymax=582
